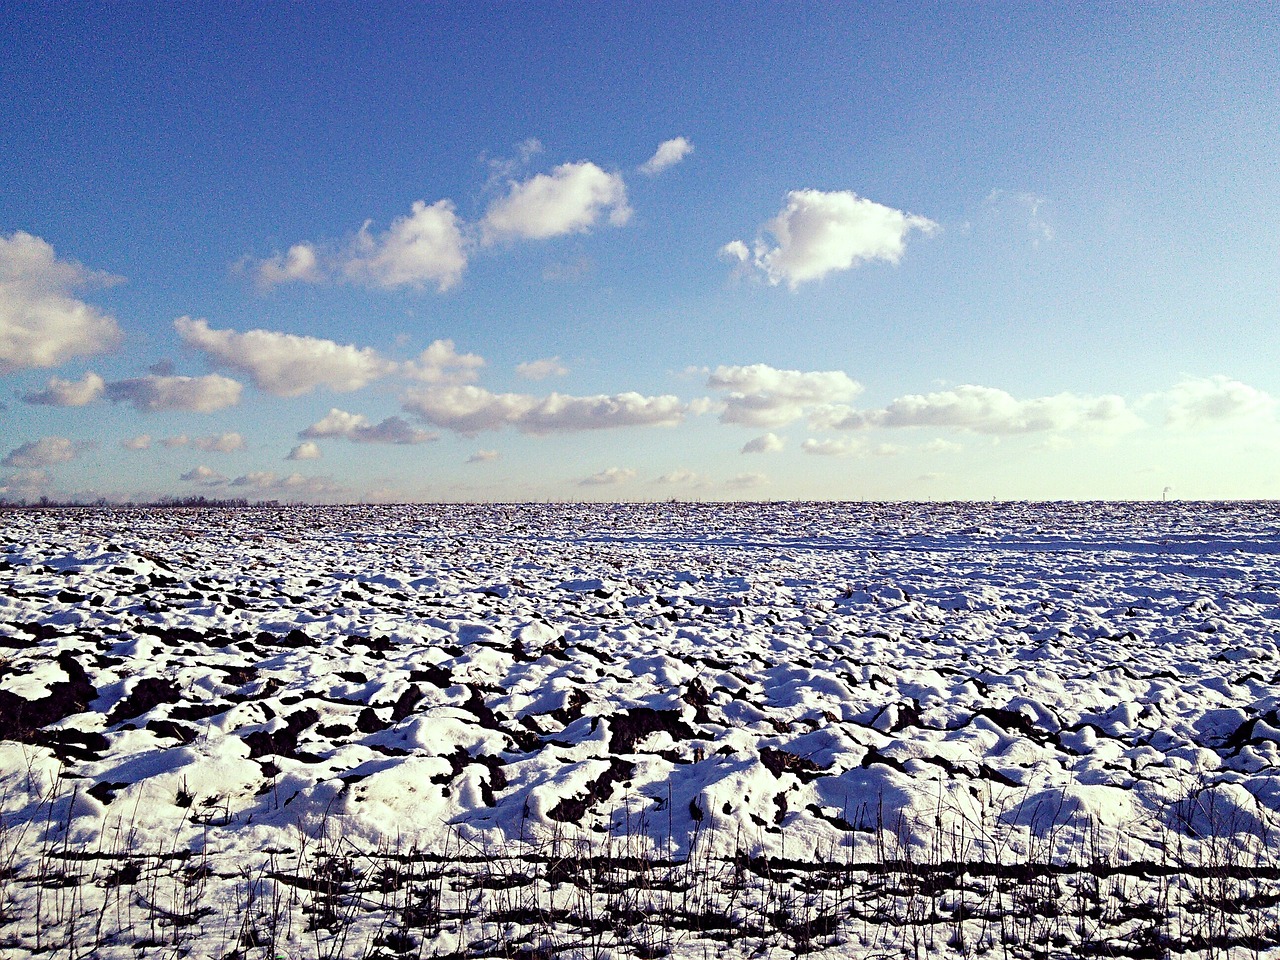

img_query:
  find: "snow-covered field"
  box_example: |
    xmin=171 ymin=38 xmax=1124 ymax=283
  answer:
xmin=4 ymin=501 xmax=1280 ymax=959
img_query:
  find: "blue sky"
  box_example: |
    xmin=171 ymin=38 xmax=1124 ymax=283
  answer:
xmin=3 ymin=2 xmax=1277 ymax=502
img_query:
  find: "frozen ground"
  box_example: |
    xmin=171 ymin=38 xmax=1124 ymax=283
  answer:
xmin=3 ymin=500 xmax=1280 ymax=959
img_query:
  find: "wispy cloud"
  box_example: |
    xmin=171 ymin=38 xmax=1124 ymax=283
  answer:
xmin=578 ymin=466 xmax=636 ymax=486
xmin=639 ymin=136 xmax=693 ymax=175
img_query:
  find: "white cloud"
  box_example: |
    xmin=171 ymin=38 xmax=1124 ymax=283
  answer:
xmin=640 ymin=136 xmax=693 ymax=175
xmin=122 ymin=434 xmax=152 ymax=451
xmin=579 ymin=466 xmax=636 ymax=487
xmin=802 ymin=437 xmax=864 ymax=457
xmin=0 ymin=467 xmax=51 ymax=498
xmin=181 ymin=464 xmax=227 ymax=486
xmin=800 ymin=437 xmax=900 ymax=458
xmin=193 ymin=432 xmax=246 ymax=453
xmin=175 ymin=317 xmax=391 ymax=397
xmin=985 ymin=190 xmax=1054 ymax=246
xmin=402 ymin=339 xmax=485 ymax=384
xmin=741 ymin=432 xmax=785 ymax=454
xmin=872 ymin=385 xmax=1137 ymax=435
xmin=706 ymin=364 xmax=863 ymax=428
xmin=483 ymin=137 xmax=545 ymax=187
xmin=22 ymin=371 xmax=105 ymax=406
xmin=403 ymin=385 xmax=687 ymax=436
xmin=229 ymin=469 xmax=347 ymax=500
xmin=231 ymin=470 xmax=278 ymax=488
xmin=255 ymin=243 xmax=322 ymax=288
xmin=3 ymin=436 xmax=82 ymax=468
xmin=301 ymin=408 xmax=437 ymax=445
xmin=344 ymin=199 xmax=469 ymax=291
xmin=653 ymin=468 xmax=712 ymax=488
xmin=403 ymin=385 xmax=534 ymax=436
xmin=516 ymin=356 xmax=569 ymax=381
xmin=482 ymin=161 xmax=631 ymax=243
xmin=467 ymin=449 xmax=499 ymax=464
xmin=105 ymin=374 xmax=243 ymax=412
xmin=0 ymin=231 xmax=123 ymax=371
xmin=718 ymin=240 xmax=750 ymax=263
xmin=726 ymin=471 xmax=769 ymax=489
xmin=1162 ymin=375 xmax=1277 ymax=428
xmin=733 ymin=189 xmax=937 ymax=288
xmin=287 ymin=441 xmax=322 ymax=461
xmin=162 ymin=435 xmax=190 ymax=448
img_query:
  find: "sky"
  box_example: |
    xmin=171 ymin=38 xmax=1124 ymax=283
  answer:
xmin=2 ymin=1 xmax=1278 ymax=503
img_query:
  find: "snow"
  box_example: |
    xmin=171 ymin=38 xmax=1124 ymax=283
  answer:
xmin=3 ymin=500 xmax=1280 ymax=957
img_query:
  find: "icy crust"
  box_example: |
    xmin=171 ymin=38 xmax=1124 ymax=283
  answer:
xmin=3 ymin=501 xmax=1280 ymax=956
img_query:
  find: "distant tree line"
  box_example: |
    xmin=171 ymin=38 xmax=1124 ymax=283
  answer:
xmin=0 ymin=495 xmax=283 ymax=509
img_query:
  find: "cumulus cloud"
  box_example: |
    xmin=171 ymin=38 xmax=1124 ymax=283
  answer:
xmin=402 ymin=339 xmax=485 ymax=384
xmin=181 ymin=464 xmax=227 ymax=486
xmin=729 ymin=189 xmax=937 ymax=288
xmin=344 ymin=199 xmax=469 ymax=291
xmin=1162 ymin=375 xmax=1277 ymax=428
xmin=741 ymin=432 xmax=785 ymax=454
xmin=718 ymin=240 xmax=750 ymax=263
xmin=706 ymin=364 xmax=863 ymax=428
xmin=0 ymin=231 xmax=123 ymax=371
xmin=870 ymin=385 xmax=1136 ymax=435
xmin=3 ymin=436 xmax=83 ymax=468
xmin=301 ymin=408 xmax=437 ymax=445
xmin=403 ymin=385 xmax=687 ymax=436
xmin=246 ymin=201 xmax=468 ymax=293
xmin=516 ymin=356 xmax=569 ymax=381
xmin=22 ymin=371 xmax=105 ymax=406
xmin=640 ymin=137 xmax=693 ymax=175
xmin=287 ymin=441 xmax=322 ymax=461
xmin=175 ymin=317 xmax=391 ymax=397
xmin=255 ymin=243 xmax=322 ymax=288
xmin=122 ymin=434 xmax=152 ymax=451
xmin=467 ymin=449 xmax=499 ymax=464
xmin=482 ymin=161 xmax=631 ymax=243
xmin=193 ymin=432 xmax=246 ymax=453
xmin=162 ymin=435 xmax=190 ymax=448
xmin=579 ymin=466 xmax=636 ymax=487
xmin=105 ymin=373 xmax=242 ymax=412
